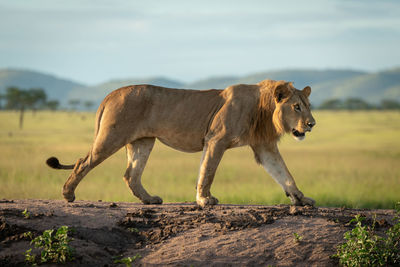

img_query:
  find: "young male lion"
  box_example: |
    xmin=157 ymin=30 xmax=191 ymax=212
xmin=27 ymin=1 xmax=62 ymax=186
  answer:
xmin=47 ymin=80 xmax=316 ymax=207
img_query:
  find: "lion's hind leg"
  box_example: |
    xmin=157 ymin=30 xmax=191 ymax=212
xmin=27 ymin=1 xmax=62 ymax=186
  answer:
xmin=62 ymin=155 xmax=92 ymax=202
xmin=62 ymin=129 xmax=127 ymax=202
xmin=62 ymin=151 xmax=110 ymax=202
xmin=123 ymin=138 xmax=162 ymax=204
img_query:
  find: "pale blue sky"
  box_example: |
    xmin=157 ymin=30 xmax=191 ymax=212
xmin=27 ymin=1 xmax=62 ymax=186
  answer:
xmin=0 ymin=0 xmax=399 ymax=84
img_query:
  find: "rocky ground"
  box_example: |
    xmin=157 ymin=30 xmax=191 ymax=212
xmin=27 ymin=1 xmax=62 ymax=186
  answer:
xmin=0 ymin=199 xmax=397 ymax=266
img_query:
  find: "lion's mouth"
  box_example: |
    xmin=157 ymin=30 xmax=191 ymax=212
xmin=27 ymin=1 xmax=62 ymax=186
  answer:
xmin=292 ymin=129 xmax=305 ymax=140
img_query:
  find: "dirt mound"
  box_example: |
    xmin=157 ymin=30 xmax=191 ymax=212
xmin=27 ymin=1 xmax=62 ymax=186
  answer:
xmin=0 ymin=199 xmax=396 ymax=266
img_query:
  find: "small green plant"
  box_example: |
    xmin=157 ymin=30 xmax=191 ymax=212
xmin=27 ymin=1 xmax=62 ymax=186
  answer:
xmin=293 ymin=232 xmax=303 ymax=243
xmin=127 ymin=227 xmax=139 ymax=233
xmin=25 ymin=248 xmax=36 ymax=265
xmin=334 ymin=203 xmax=400 ymax=266
xmin=23 ymin=231 xmax=34 ymax=239
xmin=25 ymin=226 xmax=74 ymax=265
xmin=114 ymin=254 xmax=141 ymax=266
xmin=22 ymin=208 xmax=31 ymax=219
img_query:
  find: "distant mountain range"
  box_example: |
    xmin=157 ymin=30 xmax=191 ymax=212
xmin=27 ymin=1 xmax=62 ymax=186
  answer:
xmin=1 ymin=67 xmax=400 ymax=109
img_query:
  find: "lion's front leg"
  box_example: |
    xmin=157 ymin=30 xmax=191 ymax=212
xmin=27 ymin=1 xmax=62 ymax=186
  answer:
xmin=252 ymin=144 xmax=315 ymax=206
xmin=196 ymin=141 xmax=226 ymax=208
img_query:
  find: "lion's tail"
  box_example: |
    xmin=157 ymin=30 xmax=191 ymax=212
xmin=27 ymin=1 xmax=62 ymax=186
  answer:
xmin=46 ymin=157 xmax=75 ymax=170
xmin=46 ymin=102 xmax=106 ymax=171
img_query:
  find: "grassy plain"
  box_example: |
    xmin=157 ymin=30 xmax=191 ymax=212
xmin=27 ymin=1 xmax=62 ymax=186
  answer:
xmin=0 ymin=111 xmax=399 ymax=209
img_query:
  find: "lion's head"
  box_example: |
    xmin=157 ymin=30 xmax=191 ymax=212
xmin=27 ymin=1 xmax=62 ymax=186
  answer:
xmin=250 ymin=80 xmax=316 ymax=144
xmin=272 ymin=81 xmax=316 ymax=141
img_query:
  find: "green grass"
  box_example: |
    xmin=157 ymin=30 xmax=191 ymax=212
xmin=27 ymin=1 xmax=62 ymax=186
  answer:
xmin=0 ymin=110 xmax=399 ymax=209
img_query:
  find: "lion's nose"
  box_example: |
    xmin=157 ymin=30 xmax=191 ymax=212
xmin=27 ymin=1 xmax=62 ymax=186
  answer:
xmin=307 ymin=121 xmax=315 ymax=128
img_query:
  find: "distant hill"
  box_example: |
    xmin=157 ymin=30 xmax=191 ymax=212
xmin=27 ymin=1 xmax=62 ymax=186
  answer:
xmin=68 ymin=77 xmax=184 ymax=108
xmin=182 ymin=68 xmax=400 ymax=105
xmin=184 ymin=69 xmax=370 ymax=105
xmin=186 ymin=69 xmax=366 ymax=89
xmin=185 ymin=76 xmax=239 ymax=90
xmin=1 ymin=67 xmax=399 ymax=108
xmin=325 ymin=68 xmax=400 ymax=103
xmin=0 ymin=69 xmax=84 ymax=106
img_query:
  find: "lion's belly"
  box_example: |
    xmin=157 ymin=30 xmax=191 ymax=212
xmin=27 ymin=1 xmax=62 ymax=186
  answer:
xmin=157 ymin=135 xmax=204 ymax=153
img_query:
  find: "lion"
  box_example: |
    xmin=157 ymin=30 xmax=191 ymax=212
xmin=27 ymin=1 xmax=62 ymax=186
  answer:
xmin=46 ymin=79 xmax=316 ymax=207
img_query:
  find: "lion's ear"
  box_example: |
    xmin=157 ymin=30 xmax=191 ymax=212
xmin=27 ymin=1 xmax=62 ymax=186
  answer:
xmin=302 ymin=86 xmax=311 ymax=97
xmin=274 ymin=83 xmax=292 ymax=103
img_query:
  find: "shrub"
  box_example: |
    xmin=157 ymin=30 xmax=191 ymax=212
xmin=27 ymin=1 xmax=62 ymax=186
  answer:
xmin=335 ymin=203 xmax=400 ymax=266
xmin=25 ymin=226 xmax=74 ymax=265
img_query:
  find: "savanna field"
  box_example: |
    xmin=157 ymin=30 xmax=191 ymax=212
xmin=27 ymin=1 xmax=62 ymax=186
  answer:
xmin=0 ymin=111 xmax=399 ymax=209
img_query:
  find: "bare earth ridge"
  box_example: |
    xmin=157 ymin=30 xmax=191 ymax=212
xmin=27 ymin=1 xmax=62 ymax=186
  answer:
xmin=0 ymin=199 xmax=396 ymax=266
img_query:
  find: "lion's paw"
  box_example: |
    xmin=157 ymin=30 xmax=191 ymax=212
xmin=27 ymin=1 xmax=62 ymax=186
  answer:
xmin=63 ymin=191 xmax=76 ymax=203
xmin=290 ymin=193 xmax=315 ymax=207
xmin=300 ymin=196 xmax=315 ymax=206
xmin=142 ymin=195 xmax=163 ymax=205
xmin=196 ymin=196 xmax=219 ymax=208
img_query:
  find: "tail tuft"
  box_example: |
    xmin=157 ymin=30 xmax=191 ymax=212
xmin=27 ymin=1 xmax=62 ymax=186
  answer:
xmin=46 ymin=157 xmax=61 ymax=169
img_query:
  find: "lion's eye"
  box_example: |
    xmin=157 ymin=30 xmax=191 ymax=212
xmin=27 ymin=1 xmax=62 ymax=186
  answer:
xmin=294 ymin=104 xmax=301 ymax=112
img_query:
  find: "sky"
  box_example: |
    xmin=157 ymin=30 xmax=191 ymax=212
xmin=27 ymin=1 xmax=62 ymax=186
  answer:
xmin=0 ymin=0 xmax=399 ymax=85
